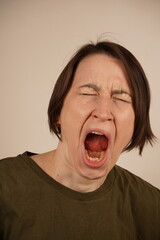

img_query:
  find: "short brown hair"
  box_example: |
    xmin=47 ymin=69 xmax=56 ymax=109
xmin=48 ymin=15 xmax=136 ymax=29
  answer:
xmin=48 ymin=41 xmax=156 ymax=155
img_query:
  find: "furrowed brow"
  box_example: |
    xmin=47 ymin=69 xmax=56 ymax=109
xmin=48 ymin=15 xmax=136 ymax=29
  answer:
xmin=79 ymin=84 xmax=101 ymax=91
xmin=112 ymin=89 xmax=132 ymax=97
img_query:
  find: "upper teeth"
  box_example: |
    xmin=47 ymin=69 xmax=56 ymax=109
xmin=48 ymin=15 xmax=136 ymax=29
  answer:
xmin=91 ymin=131 xmax=103 ymax=135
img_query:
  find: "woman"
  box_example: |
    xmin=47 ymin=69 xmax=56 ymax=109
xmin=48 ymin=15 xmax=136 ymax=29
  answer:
xmin=0 ymin=41 xmax=159 ymax=239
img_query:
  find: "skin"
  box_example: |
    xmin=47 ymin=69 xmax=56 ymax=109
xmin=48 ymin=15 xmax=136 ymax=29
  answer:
xmin=32 ymin=54 xmax=135 ymax=192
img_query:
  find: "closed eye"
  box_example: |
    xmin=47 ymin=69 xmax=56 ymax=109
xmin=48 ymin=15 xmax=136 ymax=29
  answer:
xmin=112 ymin=92 xmax=132 ymax=103
xmin=80 ymin=93 xmax=97 ymax=96
xmin=112 ymin=96 xmax=131 ymax=103
xmin=79 ymin=84 xmax=100 ymax=97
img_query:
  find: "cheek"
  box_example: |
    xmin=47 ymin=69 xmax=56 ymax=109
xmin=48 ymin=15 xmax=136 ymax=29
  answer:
xmin=62 ymin=98 xmax=93 ymax=126
xmin=116 ymin=108 xmax=135 ymax=143
xmin=59 ymin=100 xmax=85 ymax=141
xmin=112 ymin=115 xmax=134 ymax=160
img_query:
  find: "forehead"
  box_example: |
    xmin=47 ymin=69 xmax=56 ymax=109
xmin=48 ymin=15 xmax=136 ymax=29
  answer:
xmin=72 ymin=53 xmax=130 ymax=90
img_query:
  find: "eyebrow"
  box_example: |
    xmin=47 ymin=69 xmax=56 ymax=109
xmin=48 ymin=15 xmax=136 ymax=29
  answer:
xmin=79 ymin=84 xmax=101 ymax=91
xmin=112 ymin=89 xmax=132 ymax=97
xmin=79 ymin=85 xmax=132 ymax=98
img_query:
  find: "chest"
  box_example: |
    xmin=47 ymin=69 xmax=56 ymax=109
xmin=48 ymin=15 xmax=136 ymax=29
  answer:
xmin=1 ymin=190 xmax=136 ymax=240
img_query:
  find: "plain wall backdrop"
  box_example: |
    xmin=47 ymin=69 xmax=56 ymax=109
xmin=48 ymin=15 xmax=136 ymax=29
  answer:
xmin=1 ymin=0 xmax=160 ymax=188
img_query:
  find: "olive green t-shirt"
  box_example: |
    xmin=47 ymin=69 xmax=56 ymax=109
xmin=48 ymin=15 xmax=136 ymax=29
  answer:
xmin=0 ymin=152 xmax=159 ymax=240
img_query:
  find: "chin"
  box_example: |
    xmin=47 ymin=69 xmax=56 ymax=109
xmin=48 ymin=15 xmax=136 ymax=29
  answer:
xmin=78 ymin=165 xmax=110 ymax=180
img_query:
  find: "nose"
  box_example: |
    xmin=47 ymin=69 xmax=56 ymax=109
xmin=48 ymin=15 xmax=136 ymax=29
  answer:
xmin=92 ymin=97 xmax=114 ymax=122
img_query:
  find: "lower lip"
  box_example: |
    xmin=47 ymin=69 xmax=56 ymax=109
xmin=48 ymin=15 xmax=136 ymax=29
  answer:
xmin=82 ymin=145 xmax=108 ymax=168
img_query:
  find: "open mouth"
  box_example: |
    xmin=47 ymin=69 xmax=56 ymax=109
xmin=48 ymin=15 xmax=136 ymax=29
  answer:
xmin=84 ymin=131 xmax=108 ymax=163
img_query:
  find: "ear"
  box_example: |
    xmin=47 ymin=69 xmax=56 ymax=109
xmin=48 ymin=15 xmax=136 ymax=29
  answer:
xmin=56 ymin=116 xmax=61 ymax=125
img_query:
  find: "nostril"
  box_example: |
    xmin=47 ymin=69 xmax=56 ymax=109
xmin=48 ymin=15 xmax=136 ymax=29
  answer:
xmin=92 ymin=110 xmax=113 ymax=121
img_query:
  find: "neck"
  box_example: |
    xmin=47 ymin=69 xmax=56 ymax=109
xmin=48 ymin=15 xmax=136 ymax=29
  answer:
xmin=46 ymin=149 xmax=107 ymax=193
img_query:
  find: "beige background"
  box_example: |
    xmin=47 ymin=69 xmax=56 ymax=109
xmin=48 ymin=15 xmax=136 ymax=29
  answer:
xmin=1 ymin=0 xmax=160 ymax=188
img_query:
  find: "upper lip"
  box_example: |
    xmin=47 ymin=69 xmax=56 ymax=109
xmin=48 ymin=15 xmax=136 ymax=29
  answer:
xmin=89 ymin=131 xmax=104 ymax=136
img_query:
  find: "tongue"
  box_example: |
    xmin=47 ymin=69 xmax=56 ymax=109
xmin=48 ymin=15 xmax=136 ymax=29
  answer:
xmin=85 ymin=133 xmax=108 ymax=152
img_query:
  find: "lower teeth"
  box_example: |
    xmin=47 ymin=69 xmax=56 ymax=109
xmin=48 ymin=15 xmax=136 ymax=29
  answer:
xmin=86 ymin=150 xmax=104 ymax=162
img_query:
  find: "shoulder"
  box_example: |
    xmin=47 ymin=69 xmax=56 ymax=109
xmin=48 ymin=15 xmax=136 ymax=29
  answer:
xmin=0 ymin=152 xmax=35 ymax=187
xmin=115 ymin=164 xmax=159 ymax=192
xmin=0 ymin=153 xmax=21 ymax=171
xmin=0 ymin=153 xmax=25 ymax=180
xmin=0 ymin=152 xmax=41 ymax=208
xmin=0 ymin=152 xmax=28 ymax=171
xmin=114 ymin=165 xmax=160 ymax=211
xmin=114 ymin=165 xmax=160 ymax=238
xmin=114 ymin=165 xmax=160 ymax=197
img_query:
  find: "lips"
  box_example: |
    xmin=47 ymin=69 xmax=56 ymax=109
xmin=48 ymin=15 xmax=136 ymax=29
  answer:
xmin=82 ymin=130 xmax=109 ymax=168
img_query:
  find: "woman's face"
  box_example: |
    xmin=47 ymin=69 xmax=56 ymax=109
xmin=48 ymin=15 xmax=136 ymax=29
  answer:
xmin=57 ymin=54 xmax=135 ymax=180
